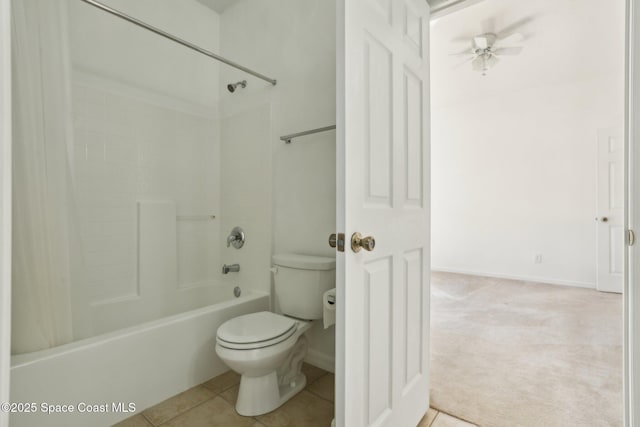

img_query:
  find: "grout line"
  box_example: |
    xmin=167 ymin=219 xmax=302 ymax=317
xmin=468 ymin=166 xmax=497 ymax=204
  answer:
xmin=430 ymin=406 xmax=479 ymax=426
xmin=303 ymin=373 xmax=335 ymax=404
xmin=305 ymin=370 xmax=330 ymax=387
xmin=137 ymin=377 xmax=333 ymax=427
xmin=305 ymin=372 xmax=328 ymax=386
xmin=124 ymin=374 xmax=242 ymax=426
xmin=305 ymin=387 xmax=335 ymax=405
xmin=430 ymin=411 xmax=440 ymax=427
xmin=220 ymin=381 xmax=239 ymax=392
xmin=154 ymin=390 xmax=218 ymax=427
xmin=252 ymin=419 xmax=267 ymax=427
xmin=140 ymin=412 xmax=155 ymax=427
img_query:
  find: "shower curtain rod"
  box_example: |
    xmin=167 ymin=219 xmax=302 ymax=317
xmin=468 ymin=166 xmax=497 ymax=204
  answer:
xmin=78 ymin=0 xmax=277 ymax=86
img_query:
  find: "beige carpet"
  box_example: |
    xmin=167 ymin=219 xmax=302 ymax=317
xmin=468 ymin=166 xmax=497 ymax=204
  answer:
xmin=430 ymin=272 xmax=623 ymax=427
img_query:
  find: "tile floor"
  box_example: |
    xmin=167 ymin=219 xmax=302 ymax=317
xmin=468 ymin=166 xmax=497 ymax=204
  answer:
xmin=418 ymin=409 xmax=477 ymax=427
xmin=114 ymin=364 xmax=474 ymax=427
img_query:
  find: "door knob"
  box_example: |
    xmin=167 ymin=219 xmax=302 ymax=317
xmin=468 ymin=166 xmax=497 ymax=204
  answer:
xmin=329 ymin=233 xmax=337 ymax=248
xmin=600 ymin=217 xmax=609 ymax=222
xmin=351 ymin=232 xmax=376 ymax=253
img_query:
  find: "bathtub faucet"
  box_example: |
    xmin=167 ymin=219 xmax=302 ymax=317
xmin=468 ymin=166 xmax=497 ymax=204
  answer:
xmin=222 ymin=264 xmax=240 ymax=274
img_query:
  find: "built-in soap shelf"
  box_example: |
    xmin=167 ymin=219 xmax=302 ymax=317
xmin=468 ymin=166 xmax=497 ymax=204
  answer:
xmin=176 ymin=214 xmax=216 ymax=221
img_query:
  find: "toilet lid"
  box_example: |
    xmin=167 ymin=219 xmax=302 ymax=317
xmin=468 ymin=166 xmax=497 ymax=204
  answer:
xmin=217 ymin=312 xmax=297 ymax=350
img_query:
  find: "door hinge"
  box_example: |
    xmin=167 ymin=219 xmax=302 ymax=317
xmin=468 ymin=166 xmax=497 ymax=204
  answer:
xmin=628 ymin=229 xmax=636 ymax=246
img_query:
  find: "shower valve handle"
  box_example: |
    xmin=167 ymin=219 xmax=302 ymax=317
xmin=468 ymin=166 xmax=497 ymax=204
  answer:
xmin=227 ymin=227 xmax=245 ymax=249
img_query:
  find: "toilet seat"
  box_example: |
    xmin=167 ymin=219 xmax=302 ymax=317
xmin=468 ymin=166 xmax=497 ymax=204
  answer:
xmin=217 ymin=311 xmax=297 ymax=350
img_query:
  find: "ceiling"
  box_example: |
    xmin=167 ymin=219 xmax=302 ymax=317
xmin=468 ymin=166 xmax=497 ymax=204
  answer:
xmin=430 ymin=0 xmax=625 ymax=107
xmin=196 ymin=0 xmax=237 ymax=13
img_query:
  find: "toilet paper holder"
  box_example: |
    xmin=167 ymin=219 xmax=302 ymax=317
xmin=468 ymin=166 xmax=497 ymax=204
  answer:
xmin=323 ymin=288 xmax=336 ymax=329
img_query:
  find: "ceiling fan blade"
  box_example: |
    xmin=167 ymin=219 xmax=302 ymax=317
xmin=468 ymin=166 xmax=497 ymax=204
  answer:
xmin=449 ymin=48 xmax=474 ymax=56
xmin=474 ymin=36 xmax=488 ymax=49
xmin=472 ymin=56 xmax=485 ymax=71
xmin=496 ymin=16 xmax=535 ymax=40
xmin=493 ymin=47 xmax=523 ymax=56
xmin=496 ymin=32 xmax=524 ymax=46
xmin=453 ymin=56 xmax=476 ymax=69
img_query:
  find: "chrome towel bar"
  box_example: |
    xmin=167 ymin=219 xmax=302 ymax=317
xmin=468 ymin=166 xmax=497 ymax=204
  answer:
xmin=280 ymin=125 xmax=336 ymax=144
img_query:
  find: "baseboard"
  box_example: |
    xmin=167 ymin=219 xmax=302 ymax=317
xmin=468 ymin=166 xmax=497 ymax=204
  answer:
xmin=305 ymin=348 xmax=335 ymax=373
xmin=431 ymin=267 xmax=596 ymax=289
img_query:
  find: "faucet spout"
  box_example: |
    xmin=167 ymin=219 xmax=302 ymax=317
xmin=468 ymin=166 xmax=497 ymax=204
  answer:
xmin=222 ymin=264 xmax=240 ymax=274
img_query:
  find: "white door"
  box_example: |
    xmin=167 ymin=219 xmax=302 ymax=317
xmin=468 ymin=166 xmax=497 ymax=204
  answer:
xmin=335 ymin=0 xmax=430 ymax=426
xmin=597 ymin=128 xmax=624 ymax=293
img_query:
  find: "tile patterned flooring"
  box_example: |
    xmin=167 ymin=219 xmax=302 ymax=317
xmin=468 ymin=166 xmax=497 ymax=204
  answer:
xmin=114 ymin=364 xmax=474 ymax=427
xmin=418 ymin=409 xmax=477 ymax=427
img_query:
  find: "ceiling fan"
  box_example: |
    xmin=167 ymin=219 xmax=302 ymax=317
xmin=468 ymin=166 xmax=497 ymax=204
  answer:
xmin=453 ymin=32 xmax=524 ymax=76
xmin=451 ymin=16 xmax=533 ymax=76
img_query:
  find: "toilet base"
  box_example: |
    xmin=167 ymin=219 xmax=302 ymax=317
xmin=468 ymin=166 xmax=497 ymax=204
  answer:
xmin=235 ymin=372 xmax=306 ymax=416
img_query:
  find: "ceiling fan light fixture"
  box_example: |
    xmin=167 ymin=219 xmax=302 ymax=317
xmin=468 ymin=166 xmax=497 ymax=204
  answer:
xmin=450 ymin=23 xmax=527 ymax=76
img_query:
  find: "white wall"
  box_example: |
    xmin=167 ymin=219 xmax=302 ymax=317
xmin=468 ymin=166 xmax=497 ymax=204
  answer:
xmin=219 ymin=0 xmax=336 ymax=369
xmin=431 ymin=72 xmax=624 ymax=287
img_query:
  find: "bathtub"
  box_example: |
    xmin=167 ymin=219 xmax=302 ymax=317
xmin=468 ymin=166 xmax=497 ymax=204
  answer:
xmin=9 ymin=290 xmax=269 ymax=427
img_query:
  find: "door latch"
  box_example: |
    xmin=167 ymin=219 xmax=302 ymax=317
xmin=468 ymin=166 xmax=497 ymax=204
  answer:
xmin=628 ymin=229 xmax=636 ymax=246
xmin=329 ymin=233 xmax=346 ymax=252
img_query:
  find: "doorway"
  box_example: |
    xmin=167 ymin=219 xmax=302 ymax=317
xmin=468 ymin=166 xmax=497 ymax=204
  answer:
xmin=429 ymin=0 xmax=626 ymax=425
xmin=597 ymin=127 xmax=625 ymax=293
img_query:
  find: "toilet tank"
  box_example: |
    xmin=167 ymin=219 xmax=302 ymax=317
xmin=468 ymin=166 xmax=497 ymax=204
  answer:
xmin=272 ymin=253 xmax=336 ymax=320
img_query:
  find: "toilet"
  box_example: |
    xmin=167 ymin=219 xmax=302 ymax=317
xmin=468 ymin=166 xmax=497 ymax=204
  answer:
xmin=215 ymin=253 xmax=335 ymax=416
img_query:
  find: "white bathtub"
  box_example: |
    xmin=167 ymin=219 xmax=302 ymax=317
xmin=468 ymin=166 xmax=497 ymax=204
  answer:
xmin=9 ymin=291 xmax=269 ymax=427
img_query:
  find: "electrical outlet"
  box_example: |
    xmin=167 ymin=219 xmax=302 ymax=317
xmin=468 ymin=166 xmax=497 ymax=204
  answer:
xmin=534 ymin=253 xmax=543 ymax=264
